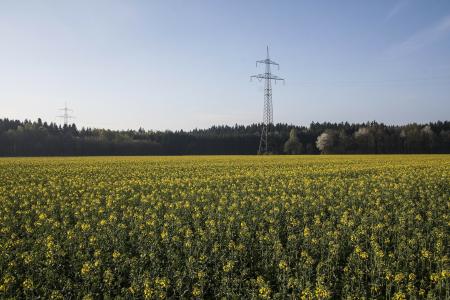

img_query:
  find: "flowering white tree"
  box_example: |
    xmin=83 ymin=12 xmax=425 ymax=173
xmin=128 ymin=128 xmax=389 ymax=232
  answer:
xmin=316 ymin=131 xmax=335 ymax=154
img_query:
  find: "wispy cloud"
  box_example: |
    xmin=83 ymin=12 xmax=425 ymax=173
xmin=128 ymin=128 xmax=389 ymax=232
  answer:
xmin=386 ymin=14 xmax=450 ymax=56
xmin=385 ymin=0 xmax=409 ymax=21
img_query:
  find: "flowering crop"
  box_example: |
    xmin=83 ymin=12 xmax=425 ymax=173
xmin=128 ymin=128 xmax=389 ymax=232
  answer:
xmin=0 ymin=155 xmax=449 ymax=299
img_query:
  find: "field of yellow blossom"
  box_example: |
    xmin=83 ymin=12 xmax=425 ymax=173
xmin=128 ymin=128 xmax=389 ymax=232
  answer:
xmin=0 ymin=155 xmax=449 ymax=299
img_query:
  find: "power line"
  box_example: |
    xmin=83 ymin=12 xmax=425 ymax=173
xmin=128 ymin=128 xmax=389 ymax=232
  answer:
xmin=251 ymin=46 xmax=285 ymax=154
xmin=298 ymin=74 xmax=450 ymax=87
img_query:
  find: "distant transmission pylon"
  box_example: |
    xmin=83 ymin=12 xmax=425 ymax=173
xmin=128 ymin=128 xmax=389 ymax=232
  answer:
xmin=57 ymin=102 xmax=75 ymax=126
xmin=251 ymin=46 xmax=285 ymax=154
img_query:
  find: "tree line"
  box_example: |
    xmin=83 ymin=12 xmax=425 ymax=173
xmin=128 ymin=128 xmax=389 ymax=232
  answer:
xmin=0 ymin=118 xmax=449 ymax=156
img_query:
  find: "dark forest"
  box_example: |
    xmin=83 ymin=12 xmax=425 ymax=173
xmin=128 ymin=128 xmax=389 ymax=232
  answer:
xmin=0 ymin=118 xmax=449 ymax=156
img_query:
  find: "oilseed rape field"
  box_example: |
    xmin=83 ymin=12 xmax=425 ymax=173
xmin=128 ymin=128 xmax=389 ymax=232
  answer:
xmin=0 ymin=155 xmax=449 ymax=299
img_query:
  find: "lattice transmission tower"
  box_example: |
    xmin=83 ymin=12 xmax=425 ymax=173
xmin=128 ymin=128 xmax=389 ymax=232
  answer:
xmin=251 ymin=46 xmax=285 ymax=154
xmin=58 ymin=103 xmax=75 ymax=126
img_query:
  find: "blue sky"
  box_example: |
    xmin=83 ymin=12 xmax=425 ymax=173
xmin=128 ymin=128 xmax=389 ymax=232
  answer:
xmin=1 ymin=0 xmax=449 ymax=130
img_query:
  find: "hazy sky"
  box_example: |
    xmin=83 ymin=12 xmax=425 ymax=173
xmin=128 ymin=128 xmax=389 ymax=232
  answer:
xmin=1 ymin=1 xmax=450 ymax=130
